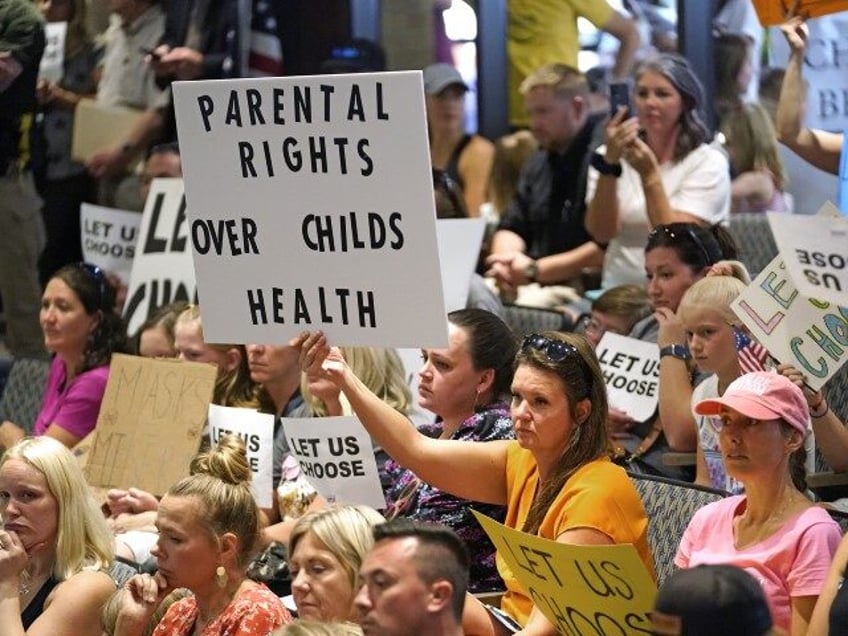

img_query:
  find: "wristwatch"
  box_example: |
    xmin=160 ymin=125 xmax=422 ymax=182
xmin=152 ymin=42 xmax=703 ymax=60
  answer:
xmin=590 ymin=151 xmax=622 ymax=177
xmin=659 ymin=344 xmax=690 ymax=360
xmin=523 ymin=260 xmax=539 ymax=283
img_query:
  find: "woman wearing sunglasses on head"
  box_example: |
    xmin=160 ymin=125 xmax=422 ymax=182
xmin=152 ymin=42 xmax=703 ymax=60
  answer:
xmin=0 ymin=263 xmax=128 ymax=450
xmin=297 ymin=328 xmax=652 ymax=635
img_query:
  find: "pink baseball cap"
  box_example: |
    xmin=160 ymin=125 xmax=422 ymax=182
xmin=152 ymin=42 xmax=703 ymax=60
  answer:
xmin=694 ymin=371 xmax=810 ymax=436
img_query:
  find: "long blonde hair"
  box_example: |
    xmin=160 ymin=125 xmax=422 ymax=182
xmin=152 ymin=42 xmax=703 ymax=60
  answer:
xmin=1 ymin=437 xmax=113 ymax=580
xmin=302 ymin=346 xmax=411 ymax=417
xmin=720 ymin=103 xmax=787 ymax=190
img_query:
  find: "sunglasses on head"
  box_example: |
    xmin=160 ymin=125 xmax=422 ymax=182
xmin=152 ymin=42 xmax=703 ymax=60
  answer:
xmin=522 ymin=333 xmax=593 ymax=394
xmin=77 ymin=262 xmax=109 ymax=310
xmin=649 ymin=224 xmax=713 ymax=268
xmin=522 ymin=333 xmax=578 ymax=362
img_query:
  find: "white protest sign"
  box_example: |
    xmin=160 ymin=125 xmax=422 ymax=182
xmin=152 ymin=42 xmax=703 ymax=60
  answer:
xmin=80 ymin=204 xmax=140 ymax=285
xmin=208 ymin=404 xmax=274 ymax=508
xmin=731 ymin=255 xmax=848 ymax=390
xmin=123 ymin=178 xmax=197 ymax=336
xmin=769 ymin=12 xmax=848 ymax=131
xmin=39 ymin=22 xmax=66 ymax=84
xmin=767 ymin=208 xmax=848 ymax=307
xmin=282 ymin=416 xmax=385 ymax=510
xmin=436 ymin=218 xmax=486 ymax=312
xmin=595 ymin=333 xmax=659 ymax=422
xmin=172 ymin=72 xmax=449 ymax=348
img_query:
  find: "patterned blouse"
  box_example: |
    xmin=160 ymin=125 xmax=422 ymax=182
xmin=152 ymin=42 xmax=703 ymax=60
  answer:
xmin=383 ymin=401 xmax=515 ymax=592
xmin=152 ymin=584 xmax=291 ymax=635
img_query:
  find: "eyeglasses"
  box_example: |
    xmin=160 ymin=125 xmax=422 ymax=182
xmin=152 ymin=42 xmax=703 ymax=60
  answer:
xmin=581 ymin=315 xmax=626 ymax=339
xmin=649 ymin=223 xmax=714 ymax=268
xmin=77 ymin=262 xmax=109 ymax=310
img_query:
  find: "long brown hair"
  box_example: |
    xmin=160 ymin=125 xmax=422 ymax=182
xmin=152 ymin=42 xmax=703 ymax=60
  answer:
xmin=516 ymin=332 xmax=608 ymax=535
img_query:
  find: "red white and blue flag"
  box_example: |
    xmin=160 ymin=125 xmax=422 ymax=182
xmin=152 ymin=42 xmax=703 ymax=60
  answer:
xmin=249 ymin=0 xmax=283 ymax=77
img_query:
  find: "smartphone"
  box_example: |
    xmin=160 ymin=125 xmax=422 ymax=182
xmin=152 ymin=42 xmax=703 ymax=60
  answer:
xmin=139 ymin=46 xmax=161 ymax=61
xmin=609 ymin=81 xmax=632 ymax=118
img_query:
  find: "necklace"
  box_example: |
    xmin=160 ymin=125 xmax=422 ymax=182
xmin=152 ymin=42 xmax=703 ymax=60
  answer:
xmin=735 ymin=488 xmax=806 ymax=548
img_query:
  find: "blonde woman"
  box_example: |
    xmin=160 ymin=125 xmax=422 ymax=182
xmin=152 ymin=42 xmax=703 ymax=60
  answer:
xmin=287 ymin=506 xmax=384 ymax=623
xmin=0 ymin=437 xmax=116 ymax=635
xmin=114 ymin=435 xmax=292 ymax=635
xmin=720 ymin=103 xmax=790 ymax=213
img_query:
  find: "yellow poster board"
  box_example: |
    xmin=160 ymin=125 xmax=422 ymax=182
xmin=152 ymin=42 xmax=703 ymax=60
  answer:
xmin=83 ymin=354 xmax=216 ymax=496
xmin=473 ymin=511 xmax=657 ymax=634
xmin=752 ymin=0 xmax=848 ymax=25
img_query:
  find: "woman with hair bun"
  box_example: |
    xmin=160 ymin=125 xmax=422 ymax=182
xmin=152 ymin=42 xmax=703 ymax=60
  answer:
xmin=114 ymin=434 xmax=292 ymax=635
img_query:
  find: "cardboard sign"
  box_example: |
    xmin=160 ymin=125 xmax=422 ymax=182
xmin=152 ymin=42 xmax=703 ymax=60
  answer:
xmin=39 ymin=22 xmax=66 ymax=83
xmin=281 ymin=416 xmax=385 ymax=510
xmin=84 ymin=354 xmax=217 ymax=496
xmin=473 ymin=511 xmax=657 ymax=634
xmin=208 ymin=405 xmax=275 ymax=508
xmin=731 ymin=255 xmax=848 ymax=389
xmin=80 ymin=203 xmax=141 ymax=285
xmin=768 ymin=11 xmax=848 ymax=130
xmin=172 ymin=72 xmax=449 ymax=348
xmin=754 ymin=0 xmax=848 ymax=25
xmin=768 ymin=208 xmax=848 ymax=306
xmin=436 ymin=218 xmax=486 ymax=312
xmin=123 ymin=178 xmax=197 ymax=336
xmin=595 ymin=333 xmax=659 ymax=423
xmin=71 ymin=98 xmax=143 ymax=162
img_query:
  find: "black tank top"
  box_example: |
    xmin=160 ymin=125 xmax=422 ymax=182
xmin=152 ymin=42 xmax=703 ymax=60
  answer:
xmin=444 ymin=134 xmax=473 ymax=190
xmin=21 ymin=576 xmax=60 ymax=629
xmin=830 ymin=576 xmax=848 ymax=635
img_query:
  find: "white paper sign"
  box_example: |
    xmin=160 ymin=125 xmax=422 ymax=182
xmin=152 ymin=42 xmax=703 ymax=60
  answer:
xmin=731 ymin=255 xmax=848 ymax=390
xmin=282 ymin=416 xmax=385 ymax=510
xmin=39 ymin=22 xmax=66 ymax=84
xmin=123 ymin=178 xmax=197 ymax=336
xmin=172 ymin=72 xmax=449 ymax=348
xmin=436 ymin=218 xmax=486 ymax=312
xmin=595 ymin=333 xmax=659 ymax=422
xmin=80 ymin=204 xmax=140 ymax=285
xmin=769 ymin=12 xmax=848 ymax=131
xmin=767 ymin=208 xmax=848 ymax=308
xmin=208 ymin=404 xmax=274 ymax=508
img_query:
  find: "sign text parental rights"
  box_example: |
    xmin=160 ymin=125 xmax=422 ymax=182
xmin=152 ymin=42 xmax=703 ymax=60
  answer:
xmin=173 ymin=73 xmax=447 ymax=348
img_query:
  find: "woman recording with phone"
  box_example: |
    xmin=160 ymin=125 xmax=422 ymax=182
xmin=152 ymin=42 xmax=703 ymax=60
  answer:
xmin=585 ymin=54 xmax=730 ymax=289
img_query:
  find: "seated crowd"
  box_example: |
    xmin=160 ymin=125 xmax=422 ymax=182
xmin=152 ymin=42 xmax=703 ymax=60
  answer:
xmin=3 ymin=4 xmax=848 ymax=636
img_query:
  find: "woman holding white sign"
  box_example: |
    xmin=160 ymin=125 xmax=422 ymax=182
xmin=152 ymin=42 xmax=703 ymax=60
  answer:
xmin=677 ymin=371 xmax=841 ymax=636
xmin=0 ymin=263 xmax=127 ymax=450
xmin=297 ymin=327 xmax=652 ymax=634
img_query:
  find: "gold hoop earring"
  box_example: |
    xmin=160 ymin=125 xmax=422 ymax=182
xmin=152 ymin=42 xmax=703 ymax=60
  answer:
xmin=216 ymin=565 xmax=228 ymax=589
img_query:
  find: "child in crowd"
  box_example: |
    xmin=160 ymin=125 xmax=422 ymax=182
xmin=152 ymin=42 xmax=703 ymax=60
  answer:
xmin=676 ymin=276 xmax=752 ymax=492
xmin=581 ymin=284 xmax=652 ymax=349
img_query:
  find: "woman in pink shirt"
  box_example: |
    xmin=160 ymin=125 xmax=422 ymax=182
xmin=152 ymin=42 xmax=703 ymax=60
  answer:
xmin=0 ymin=263 xmax=127 ymax=449
xmin=675 ymin=372 xmax=841 ymax=636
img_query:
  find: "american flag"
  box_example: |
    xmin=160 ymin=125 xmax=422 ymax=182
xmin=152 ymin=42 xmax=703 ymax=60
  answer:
xmin=733 ymin=326 xmax=770 ymax=374
xmin=248 ymin=0 xmax=283 ymax=77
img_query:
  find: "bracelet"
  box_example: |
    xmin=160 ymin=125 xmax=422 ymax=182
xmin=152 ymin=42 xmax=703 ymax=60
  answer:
xmin=642 ymin=176 xmax=662 ymax=189
xmin=810 ymin=399 xmax=829 ymax=418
